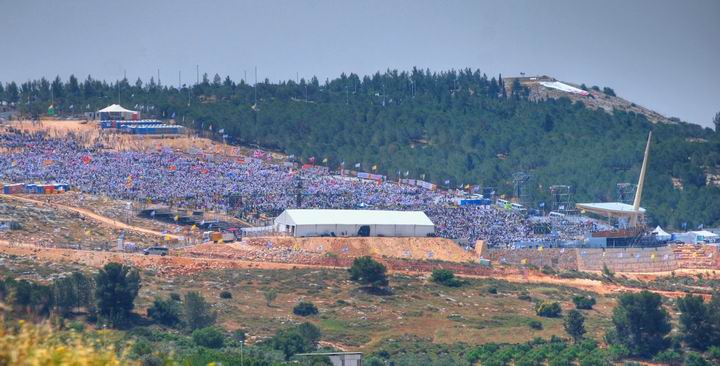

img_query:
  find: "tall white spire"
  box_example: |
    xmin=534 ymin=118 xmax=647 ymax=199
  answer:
xmin=633 ymin=131 xmax=652 ymax=212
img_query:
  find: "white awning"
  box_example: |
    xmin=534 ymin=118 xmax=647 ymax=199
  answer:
xmin=98 ymin=104 xmax=137 ymax=113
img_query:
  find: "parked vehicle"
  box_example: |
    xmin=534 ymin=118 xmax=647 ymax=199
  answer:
xmin=143 ymin=246 xmax=169 ymax=256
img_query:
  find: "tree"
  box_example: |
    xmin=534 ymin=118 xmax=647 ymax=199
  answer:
xmin=609 ymin=291 xmax=671 ymax=357
xmin=267 ymin=322 xmax=321 ymax=359
xmin=348 ymin=256 xmax=388 ymax=289
xmin=263 ymin=288 xmax=277 ymax=307
xmin=94 ymin=263 xmax=140 ymax=326
xmin=535 ymin=301 xmax=562 ymax=318
xmin=184 ymin=291 xmax=216 ymax=331
xmin=573 ymin=295 xmax=596 ymax=310
xmin=713 ymin=111 xmax=720 ymax=132
xmin=430 ymin=269 xmax=461 ymax=287
xmin=564 ymin=310 xmax=586 ymax=343
xmin=543 ymin=114 xmax=554 ymax=132
xmin=602 ymin=87 xmax=616 ymax=96
xmin=192 ymin=326 xmax=225 ymax=348
xmin=677 ymin=293 xmax=720 ymax=351
xmin=147 ymin=297 xmax=182 ymax=327
xmin=293 ymin=302 xmax=319 ymax=316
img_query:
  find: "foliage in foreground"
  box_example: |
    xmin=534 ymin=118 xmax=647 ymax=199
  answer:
xmin=0 ymin=319 xmax=135 ymax=365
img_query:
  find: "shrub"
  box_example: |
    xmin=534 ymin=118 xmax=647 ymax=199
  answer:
xmin=529 ymin=320 xmax=543 ymax=330
xmin=487 ymin=287 xmax=498 ymax=294
xmin=266 ymin=322 xmax=321 ymax=359
xmin=564 ymin=310 xmax=586 ymax=343
xmin=535 ymin=301 xmax=562 ymax=318
xmin=219 ymin=291 xmax=232 ymax=299
xmin=685 ymin=352 xmax=710 ymax=366
xmin=169 ymin=292 xmax=181 ymax=301
xmin=147 ymin=297 xmax=182 ymax=327
xmin=653 ymin=350 xmax=683 ymax=366
xmin=192 ymin=326 xmax=225 ymax=349
xmin=348 ymin=256 xmax=388 ymax=289
xmin=602 ymin=264 xmax=614 ymax=279
xmin=293 ymin=302 xmax=319 ymax=316
xmin=573 ymin=295 xmax=596 ymax=310
xmin=264 ymin=289 xmax=278 ymax=306
xmin=430 ymin=269 xmax=461 ymax=287
xmin=184 ymin=291 xmax=217 ymax=331
xmin=518 ymin=292 xmax=533 ymax=301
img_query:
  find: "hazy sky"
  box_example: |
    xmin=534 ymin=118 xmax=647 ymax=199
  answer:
xmin=2 ymin=0 xmax=718 ymax=128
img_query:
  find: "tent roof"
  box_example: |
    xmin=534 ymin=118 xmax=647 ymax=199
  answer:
xmin=652 ymin=226 xmax=670 ymax=237
xmin=691 ymin=230 xmax=718 ymax=237
xmin=275 ymin=209 xmax=434 ymax=226
xmin=576 ymin=202 xmax=646 ymax=215
xmin=98 ymin=104 xmax=137 ymax=113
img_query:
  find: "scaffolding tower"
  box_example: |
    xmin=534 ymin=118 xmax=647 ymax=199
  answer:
xmin=549 ymin=185 xmax=576 ymax=215
xmin=616 ymin=183 xmax=636 ymax=204
xmin=512 ymin=172 xmax=532 ymax=209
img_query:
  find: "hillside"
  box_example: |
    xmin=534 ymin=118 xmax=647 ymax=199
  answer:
xmin=3 ymin=69 xmax=719 ymax=227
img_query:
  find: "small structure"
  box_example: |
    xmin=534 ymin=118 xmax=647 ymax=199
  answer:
xmin=121 ymin=124 xmax=185 ymax=135
xmin=295 ymin=352 xmax=362 ymax=366
xmin=97 ymin=104 xmax=139 ymax=121
xmin=651 ymin=226 xmax=671 ymax=241
xmin=274 ymin=209 xmax=434 ymax=238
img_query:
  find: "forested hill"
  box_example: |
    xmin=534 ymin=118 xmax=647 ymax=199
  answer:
xmin=2 ymin=69 xmax=719 ymax=228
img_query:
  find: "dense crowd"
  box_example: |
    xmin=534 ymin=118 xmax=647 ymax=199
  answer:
xmin=0 ymin=131 xmax=595 ymax=247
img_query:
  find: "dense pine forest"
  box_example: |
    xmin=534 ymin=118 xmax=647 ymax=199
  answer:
xmin=1 ymin=69 xmax=719 ymax=228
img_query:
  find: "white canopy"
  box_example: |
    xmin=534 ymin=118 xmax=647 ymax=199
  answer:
xmin=651 ymin=226 xmax=671 ymax=239
xmin=276 ymin=209 xmax=433 ymax=226
xmin=98 ymin=104 xmax=137 ymax=113
xmin=691 ymin=230 xmax=718 ymax=238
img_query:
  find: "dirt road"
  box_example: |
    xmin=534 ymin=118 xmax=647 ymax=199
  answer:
xmin=0 ymin=241 xmax=710 ymax=298
xmin=0 ymin=194 xmax=179 ymax=239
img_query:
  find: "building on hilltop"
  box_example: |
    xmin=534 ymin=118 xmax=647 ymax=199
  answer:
xmin=273 ymin=209 xmax=434 ymax=238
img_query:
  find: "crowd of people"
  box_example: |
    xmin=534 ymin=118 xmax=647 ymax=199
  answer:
xmin=0 ymin=130 xmax=596 ymax=247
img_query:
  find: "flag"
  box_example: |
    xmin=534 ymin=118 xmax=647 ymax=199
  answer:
xmin=322 ymin=157 xmax=328 ymax=163
xmin=168 ymin=165 xmax=177 ymax=171
xmin=171 ymin=112 xmax=176 ymax=118
xmin=404 ymin=171 xmax=409 ymax=176
xmin=372 ymin=165 xmax=377 ymax=171
xmin=81 ymin=155 xmax=92 ymax=164
xmin=354 ymin=163 xmax=361 ymax=168
xmin=218 ymin=128 xmax=225 ymax=134
xmin=444 ymin=179 xmax=450 ymax=185
xmin=340 ymin=161 xmax=345 ymax=166
xmin=464 ymin=184 xmax=470 ymax=189
xmin=538 ymin=246 xmax=543 ymax=252
xmin=308 ymin=157 xmax=316 ymax=163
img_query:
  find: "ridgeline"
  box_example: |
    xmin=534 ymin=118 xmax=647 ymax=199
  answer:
xmin=2 ymin=69 xmax=719 ymax=228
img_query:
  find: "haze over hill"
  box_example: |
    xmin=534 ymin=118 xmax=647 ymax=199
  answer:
xmin=1 ymin=0 xmax=719 ymax=128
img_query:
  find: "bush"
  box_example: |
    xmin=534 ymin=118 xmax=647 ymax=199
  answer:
xmin=602 ymin=87 xmax=616 ymax=97
xmin=573 ymin=295 xmax=596 ymax=310
xmin=293 ymin=302 xmax=319 ymax=316
xmin=518 ymin=292 xmax=533 ymax=302
xmin=192 ymin=326 xmax=225 ymax=349
xmin=266 ymin=322 xmax=321 ymax=359
xmin=529 ymin=320 xmax=543 ymax=330
xmin=653 ymin=349 xmax=683 ymax=366
xmin=147 ymin=297 xmax=182 ymax=327
xmin=348 ymin=256 xmax=388 ymax=289
xmin=184 ymin=291 xmax=217 ymax=331
xmin=94 ymin=263 xmax=140 ymax=327
xmin=264 ymin=288 xmax=278 ymax=306
xmin=601 ymin=264 xmax=614 ymax=279
xmin=169 ymin=293 xmax=181 ymax=301
xmin=430 ymin=269 xmax=461 ymax=287
xmin=219 ymin=291 xmax=232 ymax=299
xmin=685 ymin=352 xmax=710 ymax=366
xmin=487 ymin=287 xmax=498 ymax=294
xmin=535 ymin=301 xmax=562 ymax=318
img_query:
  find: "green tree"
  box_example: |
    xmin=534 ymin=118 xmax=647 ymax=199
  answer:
xmin=348 ymin=256 xmax=388 ymax=289
xmin=713 ymin=111 xmax=720 ymax=132
xmin=535 ymin=301 xmax=562 ymax=318
xmin=267 ymin=322 xmax=321 ymax=360
xmin=184 ymin=291 xmax=216 ymax=331
xmin=564 ymin=310 xmax=586 ymax=343
xmin=677 ymin=293 xmax=720 ymax=351
xmin=94 ymin=263 xmax=140 ymax=326
xmin=192 ymin=326 xmax=225 ymax=348
xmin=430 ymin=269 xmax=461 ymax=287
xmin=609 ymin=291 xmax=670 ymax=357
xmin=293 ymin=302 xmax=319 ymax=316
xmin=263 ymin=288 xmax=278 ymax=307
xmin=147 ymin=297 xmax=182 ymax=327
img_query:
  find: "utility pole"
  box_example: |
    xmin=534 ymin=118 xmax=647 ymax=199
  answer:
xmin=196 ymin=64 xmax=199 ymax=85
xmin=157 ymin=68 xmax=161 ymax=87
xmin=254 ymin=66 xmax=257 ymax=106
xmin=178 ymin=70 xmax=181 ymax=89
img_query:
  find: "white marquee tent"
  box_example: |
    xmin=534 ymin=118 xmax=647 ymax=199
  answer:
xmin=273 ymin=209 xmax=435 ymax=238
xmin=651 ymin=226 xmax=671 ymax=240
